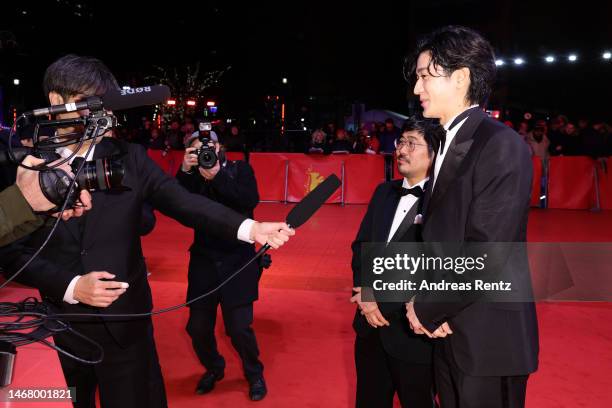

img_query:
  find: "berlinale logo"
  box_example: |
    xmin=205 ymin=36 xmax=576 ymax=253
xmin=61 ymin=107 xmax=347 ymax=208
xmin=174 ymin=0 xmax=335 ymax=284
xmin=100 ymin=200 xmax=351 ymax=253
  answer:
xmin=305 ymin=167 xmax=325 ymax=194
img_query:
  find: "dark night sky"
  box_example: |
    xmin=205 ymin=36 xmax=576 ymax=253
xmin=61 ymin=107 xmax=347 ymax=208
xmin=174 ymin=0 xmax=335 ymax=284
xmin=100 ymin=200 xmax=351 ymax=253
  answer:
xmin=1 ymin=0 xmax=611 ymax=122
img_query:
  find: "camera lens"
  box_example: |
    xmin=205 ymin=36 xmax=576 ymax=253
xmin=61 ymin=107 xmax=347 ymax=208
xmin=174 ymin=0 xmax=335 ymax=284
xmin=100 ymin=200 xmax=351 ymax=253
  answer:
xmin=73 ymin=156 xmax=125 ymax=191
xmin=197 ymin=146 xmax=218 ymax=169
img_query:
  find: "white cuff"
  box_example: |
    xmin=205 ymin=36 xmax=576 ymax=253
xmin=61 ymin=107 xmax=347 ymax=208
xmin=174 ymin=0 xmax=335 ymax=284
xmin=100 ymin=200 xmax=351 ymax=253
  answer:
xmin=238 ymin=219 xmax=256 ymax=243
xmin=63 ymin=275 xmax=81 ymax=304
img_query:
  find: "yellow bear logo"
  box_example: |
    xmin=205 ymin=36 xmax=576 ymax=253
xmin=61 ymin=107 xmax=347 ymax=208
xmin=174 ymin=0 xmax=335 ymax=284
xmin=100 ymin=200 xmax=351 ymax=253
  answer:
xmin=305 ymin=167 xmax=325 ymax=194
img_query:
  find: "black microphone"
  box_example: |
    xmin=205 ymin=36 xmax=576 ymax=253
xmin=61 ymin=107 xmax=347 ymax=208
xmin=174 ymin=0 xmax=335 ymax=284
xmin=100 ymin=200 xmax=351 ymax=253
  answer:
xmin=286 ymin=174 xmax=342 ymax=228
xmin=257 ymin=174 xmax=341 ymax=253
xmin=24 ymin=85 xmax=171 ymax=117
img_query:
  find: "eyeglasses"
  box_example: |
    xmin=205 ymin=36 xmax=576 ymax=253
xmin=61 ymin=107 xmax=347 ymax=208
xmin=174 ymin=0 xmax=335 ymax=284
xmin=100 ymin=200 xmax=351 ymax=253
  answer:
xmin=395 ymin=138 xmax=428 ymax=152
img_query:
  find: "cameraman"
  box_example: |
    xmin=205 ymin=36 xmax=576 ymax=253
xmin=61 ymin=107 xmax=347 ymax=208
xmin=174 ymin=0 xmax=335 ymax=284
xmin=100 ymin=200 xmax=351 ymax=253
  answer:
xmin=176 ymin=128 xmax=268 ymax=401
xmin=0 ymin=155 xmax=92 ymax=247
xmin=3 ymin=54 xmax=293 ymax=408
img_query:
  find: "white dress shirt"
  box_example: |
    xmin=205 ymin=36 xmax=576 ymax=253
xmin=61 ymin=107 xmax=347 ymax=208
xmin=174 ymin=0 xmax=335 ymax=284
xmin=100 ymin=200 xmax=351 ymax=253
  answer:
xmin=432 ymin=105 xmax=479 ymax=191
xmin=387 ymin=177 xmax=429 ymax=242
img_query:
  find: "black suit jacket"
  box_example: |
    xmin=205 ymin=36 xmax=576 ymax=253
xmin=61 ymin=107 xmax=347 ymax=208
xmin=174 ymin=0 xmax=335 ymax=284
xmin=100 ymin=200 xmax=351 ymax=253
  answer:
xmin=351 ymin=180 xmax=432 ymax=365
xmin=176 ymin=160 xmax=260 ymax=309
xmin=4 ymin=137 xmax=247 ymax=346
xmin=415 ymin=109 xmax=539 ymax=376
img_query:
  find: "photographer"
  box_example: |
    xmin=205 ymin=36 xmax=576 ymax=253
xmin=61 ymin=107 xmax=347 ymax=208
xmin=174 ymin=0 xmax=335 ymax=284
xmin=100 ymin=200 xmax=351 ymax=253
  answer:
xmin=0 ymin=155 xmax=92 ymax=247
xmin=176 ymin=127 xmax=268 ymax=401
xmin=2 ymin=54 xmax=293 ymax=408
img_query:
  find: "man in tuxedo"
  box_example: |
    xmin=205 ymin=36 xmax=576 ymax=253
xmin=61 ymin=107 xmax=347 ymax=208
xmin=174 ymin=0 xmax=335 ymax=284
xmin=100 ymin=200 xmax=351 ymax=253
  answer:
xmin=177 ymin=130 xmax=267 ymax=401
xmin=404 ymin=26 xmax=539 ymax=407
xmin=2 ymin=54 xmax=294 ymax=408
xmin=350 ymin=116 xmax=444 ymax=407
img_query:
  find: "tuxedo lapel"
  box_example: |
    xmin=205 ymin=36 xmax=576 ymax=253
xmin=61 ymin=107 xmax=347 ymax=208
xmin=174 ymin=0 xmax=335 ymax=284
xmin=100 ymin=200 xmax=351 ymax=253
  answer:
xmin=81 ymin=138 xmax=119 ymax=249
xmin=390 ymin=199 xmax=420 ymax=242
xmin=373 ymin=180 xmax=402 ymax=242
xmin=427 ymin=110 xmax=486 ymax=216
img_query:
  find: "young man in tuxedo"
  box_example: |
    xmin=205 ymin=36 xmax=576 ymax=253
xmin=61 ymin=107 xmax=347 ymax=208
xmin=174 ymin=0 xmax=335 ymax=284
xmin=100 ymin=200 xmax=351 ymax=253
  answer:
xmin=350 ymin=116 xmax=444 ymax=407
xmin=404 ymin=26 xmax=539 ymax=407
xmin=177 ymin=130 xmax=267 ymax=401
xmin=2 ymin=54 xmax=294 ymax=408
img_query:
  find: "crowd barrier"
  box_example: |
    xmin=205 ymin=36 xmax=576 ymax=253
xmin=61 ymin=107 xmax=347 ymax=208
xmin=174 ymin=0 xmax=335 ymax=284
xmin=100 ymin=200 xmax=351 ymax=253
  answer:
xmin=147 ymin=149 xmax=611 ymax=209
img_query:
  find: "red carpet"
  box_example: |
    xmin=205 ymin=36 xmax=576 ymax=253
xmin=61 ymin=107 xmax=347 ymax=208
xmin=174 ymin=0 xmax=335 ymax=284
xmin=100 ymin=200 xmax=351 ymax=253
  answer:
xmin=143 ymin=204 xmax=612 ymax=407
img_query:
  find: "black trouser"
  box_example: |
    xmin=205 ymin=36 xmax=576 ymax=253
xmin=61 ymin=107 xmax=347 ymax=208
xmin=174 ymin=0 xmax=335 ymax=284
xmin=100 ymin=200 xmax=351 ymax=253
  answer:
xmin=355 ymin=331 xmax=436 ymax=408
xmin=434 ymin=340 xmax=529 ymax=408
xmin=186 ymin=302 xmax=263 ymax=382
xmin=54 ymin=319 xmax=167 ymax=408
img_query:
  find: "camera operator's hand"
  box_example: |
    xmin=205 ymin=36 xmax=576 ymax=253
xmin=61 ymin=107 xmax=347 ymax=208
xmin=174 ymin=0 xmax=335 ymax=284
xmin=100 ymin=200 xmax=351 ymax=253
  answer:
xmin=250 ymin=222 xmax=295 ymax=249
xmin=16 ymin=155 xmax=92 ymax=220
xmin=54 ymin=189 xmax=92 ymax=221
xmin=181 ymin=147 xmax=198 ymax=172
xmin=73 ymin=271 xmax=129 ymax=307
xmin=16 ymin=155 xmax=59 ymax=212
xmin=198 ymin=160 xmax=220 ymax=180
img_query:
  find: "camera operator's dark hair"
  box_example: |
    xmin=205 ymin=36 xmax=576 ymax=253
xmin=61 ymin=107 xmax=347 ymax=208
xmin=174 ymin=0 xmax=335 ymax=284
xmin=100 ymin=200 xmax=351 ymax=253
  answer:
xmin=401 ymin=116 xmax=444 ymax=157
xmin=404 ymin=25 xmax=496 ymax=106
xmin=43 ymin=54 xmax=119 ymax=100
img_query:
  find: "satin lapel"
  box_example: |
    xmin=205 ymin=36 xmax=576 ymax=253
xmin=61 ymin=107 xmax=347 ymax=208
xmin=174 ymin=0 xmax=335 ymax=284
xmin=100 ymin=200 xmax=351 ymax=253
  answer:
xmin=373 ymin=181 xmax=402 ymax=242
xmin=428 ymin=110 xmax=486 ymax=216
xmin=390 ymin=199 xmax=419 ymax=242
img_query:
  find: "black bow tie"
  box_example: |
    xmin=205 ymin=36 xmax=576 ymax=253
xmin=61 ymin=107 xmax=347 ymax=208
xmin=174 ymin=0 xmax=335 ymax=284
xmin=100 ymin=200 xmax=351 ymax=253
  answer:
xmin=438 ymin=107 xmax=481 ymax=153
xmin=393 ymin=184 xmax=424 ymax=198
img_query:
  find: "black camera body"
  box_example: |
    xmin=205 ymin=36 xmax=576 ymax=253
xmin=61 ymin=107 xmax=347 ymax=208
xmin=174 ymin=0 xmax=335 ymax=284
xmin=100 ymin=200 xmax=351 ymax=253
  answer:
xmin=193 ymin=140 xmax=218 ymax=170
xmin=38 ymin=154 xmax=126 ymax=212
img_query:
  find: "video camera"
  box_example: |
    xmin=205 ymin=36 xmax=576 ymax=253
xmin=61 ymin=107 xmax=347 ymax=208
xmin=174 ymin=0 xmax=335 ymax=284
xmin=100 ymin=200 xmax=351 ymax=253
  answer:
xmin=38 ymin=154 xmax=125 ymax=211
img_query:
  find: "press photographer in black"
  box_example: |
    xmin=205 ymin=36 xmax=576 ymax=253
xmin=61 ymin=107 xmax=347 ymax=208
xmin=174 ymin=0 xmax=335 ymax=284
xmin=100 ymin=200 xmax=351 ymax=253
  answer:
xmin=176 ymin=126 xmax=269 ymax=401
xmin=1 ymin=54 xmax=294 ymax=408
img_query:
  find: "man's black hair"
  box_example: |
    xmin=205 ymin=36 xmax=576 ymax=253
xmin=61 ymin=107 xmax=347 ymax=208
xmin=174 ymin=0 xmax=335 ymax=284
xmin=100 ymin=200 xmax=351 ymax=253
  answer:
xmin=404 ymin=25 xmax=496 ymax=106
xmin=401 ymin=115 xmax=445 ymax=156
xmin=43 ymin=54 xmax=119 ymax=100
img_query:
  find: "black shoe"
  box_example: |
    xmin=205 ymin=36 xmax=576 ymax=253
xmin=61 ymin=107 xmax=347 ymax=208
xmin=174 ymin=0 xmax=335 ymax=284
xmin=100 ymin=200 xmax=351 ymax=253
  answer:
xmin=248 ymin=378 xmax=267 ymax=401
xmin=195 ymin=370 xmax=224 ymax=395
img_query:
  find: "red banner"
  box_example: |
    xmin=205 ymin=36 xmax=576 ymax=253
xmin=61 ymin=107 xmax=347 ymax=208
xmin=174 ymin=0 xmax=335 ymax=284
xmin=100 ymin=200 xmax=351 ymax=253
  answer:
xmin=147 ymin=149 xmax=172 ymax=174
xmin=597 ymin=158 xmax=612 ymax=210
xmin=168 ymin=150 xmax=183 ymax=177
xmin=530 ymin=156 xmax=542 ymax=207
xmin=226 ymin=151 xmax=245 ymax=162
xmin=287 ymin=154 xmax=343 ymax=203
xmin=249 ymin=153 xmax=287 ymax=201
xmin=345 ymin=155 xmax=385 ymax=204
xmin=548 ymin=156 xmax=595 ymax=209
xmin=147 ymin=149 xmax=183 ymax=176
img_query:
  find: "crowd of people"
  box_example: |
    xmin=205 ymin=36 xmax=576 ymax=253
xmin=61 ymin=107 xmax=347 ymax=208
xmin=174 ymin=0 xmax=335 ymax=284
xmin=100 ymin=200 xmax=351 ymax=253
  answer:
xmin=116 ymin=112 xmax=611 ymax=160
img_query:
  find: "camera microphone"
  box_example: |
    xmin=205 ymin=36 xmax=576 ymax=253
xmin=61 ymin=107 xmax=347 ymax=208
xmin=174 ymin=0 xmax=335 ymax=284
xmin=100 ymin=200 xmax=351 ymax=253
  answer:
xmin=24 ymin=85 xmax=171 ymax=117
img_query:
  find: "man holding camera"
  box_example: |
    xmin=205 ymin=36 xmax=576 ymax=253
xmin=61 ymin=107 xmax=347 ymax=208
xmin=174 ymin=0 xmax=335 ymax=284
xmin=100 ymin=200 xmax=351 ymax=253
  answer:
xmin=176 ymin=126 xmax=268 ymax=401
xmin=0 ymin=156 xmax=92 ymax=247
xmin=2 ymin=54 xmax=293 ymax=408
